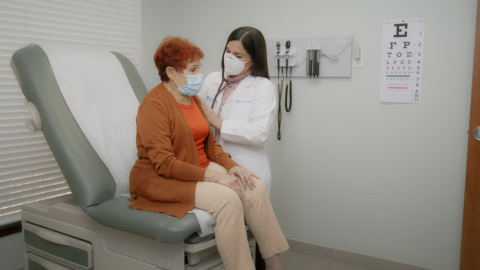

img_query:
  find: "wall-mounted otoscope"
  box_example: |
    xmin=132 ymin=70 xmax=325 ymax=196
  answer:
xmin=276 ymin=41 xmax=281 ymax=74
xmin=276 ymin=40 xmax=296 ymax=140
xmin=276 ymin=41 xmax=283 ymax=140
xmin=285 ymin=40 xmax=292 ymax=112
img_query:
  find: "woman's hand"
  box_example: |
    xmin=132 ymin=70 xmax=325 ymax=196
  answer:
xmin=215 ymin=174 xmax=244 ymax=201
xmin=228 ymin=166 xmax=258 ymax=191
xmin=204 ymin=168 xmax=243 ymax=201
xmin=200 ymin=98 xmax=223 ymax=130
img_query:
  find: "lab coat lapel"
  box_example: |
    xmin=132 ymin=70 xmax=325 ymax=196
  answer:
xmin=224 ymin=75 xmax=255 ymax=105
xmin=213 ymin=74 xmax=223 ymax=85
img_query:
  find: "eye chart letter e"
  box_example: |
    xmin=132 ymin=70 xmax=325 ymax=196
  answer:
xmin=380 ymin=18 xmax=425 ymax=103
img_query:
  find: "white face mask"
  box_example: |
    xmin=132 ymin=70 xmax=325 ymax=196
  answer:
xmin=223 ymin=52 xmax=252 ymax=77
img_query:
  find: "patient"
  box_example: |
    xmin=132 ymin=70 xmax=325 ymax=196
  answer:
xmin=128 ymin=36 xmax=289 ymax=270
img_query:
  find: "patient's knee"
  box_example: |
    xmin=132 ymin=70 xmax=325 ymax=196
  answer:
xmin=217 ymin=187 xmax=243 ymax=210
xmin=252 ymin=178 xmax=267 ymax=195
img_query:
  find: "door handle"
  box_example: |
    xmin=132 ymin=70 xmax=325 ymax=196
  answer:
xmin=473 ymin=127 xmax=480 ymax=141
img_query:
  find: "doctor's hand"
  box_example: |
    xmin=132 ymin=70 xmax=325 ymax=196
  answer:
xmin=200 ymin=98 xmax=223 ymax=130
xmin=228 ymin=166 xmax=258 ymax=191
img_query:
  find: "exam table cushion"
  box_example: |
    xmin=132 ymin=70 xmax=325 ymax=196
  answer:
xmin=87 ymin=197 xmax=202 ymax=243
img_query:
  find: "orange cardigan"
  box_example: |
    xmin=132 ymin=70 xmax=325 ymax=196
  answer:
xmin=128 ymin=83 xmax=238 ymax=218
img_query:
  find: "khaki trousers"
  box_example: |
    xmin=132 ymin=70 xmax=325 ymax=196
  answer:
xmin=195 ymin=162 xmax=289 ymax=270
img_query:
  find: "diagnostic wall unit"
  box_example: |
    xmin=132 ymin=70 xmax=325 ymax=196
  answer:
xmin=266 ymin=35 xmax=353 ymax=78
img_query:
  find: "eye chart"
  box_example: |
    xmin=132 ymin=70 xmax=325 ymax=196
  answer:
xmin=380 ymin=18 xmax=425 ymax=103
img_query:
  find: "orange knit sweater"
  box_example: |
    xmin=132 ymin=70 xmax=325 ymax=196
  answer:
xmin=128 ymin=83 xmax=238 ymax=218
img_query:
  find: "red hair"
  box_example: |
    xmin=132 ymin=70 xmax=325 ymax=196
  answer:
xmin=154 ymin=36 xmax=204 ymax=82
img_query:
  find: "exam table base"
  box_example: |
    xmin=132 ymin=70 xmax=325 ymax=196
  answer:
xmin=21 ymin=196 xmax=256 ymax=270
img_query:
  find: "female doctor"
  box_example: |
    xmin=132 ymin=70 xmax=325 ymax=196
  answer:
xmin=199 ymin=26 xmax=276 ymax=195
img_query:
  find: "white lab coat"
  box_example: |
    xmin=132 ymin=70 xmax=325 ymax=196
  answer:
xmin=198 ymin=71 xmax=276 ymax=194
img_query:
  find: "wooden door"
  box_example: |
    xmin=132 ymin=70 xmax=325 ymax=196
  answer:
xmin=460 ymin=0 xmax=480 ymax=268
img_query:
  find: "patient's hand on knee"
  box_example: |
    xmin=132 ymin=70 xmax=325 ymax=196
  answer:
xmin=228 ymin=166 xmax=258 ymax=191
xmin=204 ymin=169 xmax=243 ymax=201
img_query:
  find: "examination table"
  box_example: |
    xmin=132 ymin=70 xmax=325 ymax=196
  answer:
xmin=10 ymin=44 xmax=255 ymax=270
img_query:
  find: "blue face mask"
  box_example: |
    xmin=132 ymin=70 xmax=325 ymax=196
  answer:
xmin=174 ymin=72 xmax=203 ymax=96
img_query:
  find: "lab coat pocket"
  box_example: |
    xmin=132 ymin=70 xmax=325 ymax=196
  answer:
xmin=228 ymin=100 xmax=253 ymax=123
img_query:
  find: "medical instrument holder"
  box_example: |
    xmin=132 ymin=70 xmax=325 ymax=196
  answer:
xmin=307 ymin=47 xmax=321 ymax=78
xmin=266 ymin=35 xmax=353 ymax=78
xmin=275 ymin=47 xmax=299 ymax=68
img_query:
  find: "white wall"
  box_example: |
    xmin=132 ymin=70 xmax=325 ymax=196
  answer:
xmin=1 ymin=1 xmax=472 ymax=269
xmin=142 ymin=1 xmax=477 ymax=269
xmin=141 ymin=0 xmax=176 ymax=90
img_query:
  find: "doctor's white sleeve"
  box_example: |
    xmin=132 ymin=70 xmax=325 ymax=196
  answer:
xmin=198 ymin=72 xmax=214 ymax=103
xmin=198 ymin=82 xmax=207 ymax=101
xmin=220 ymin=82 xmax=276 ymax=147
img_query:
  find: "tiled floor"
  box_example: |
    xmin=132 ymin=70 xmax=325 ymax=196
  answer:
xmin=281 ymin=250 xmax=370 ymax=270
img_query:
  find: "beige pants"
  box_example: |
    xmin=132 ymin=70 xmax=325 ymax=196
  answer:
xmin=195 ymin=162 xmax=289 ymax=270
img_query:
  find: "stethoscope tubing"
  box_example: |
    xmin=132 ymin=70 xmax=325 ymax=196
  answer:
xmin=211 ymin=70 xmax=250 ymax=109
xmin=277 ymin=59 xmax=282 ymax=140
xmin=285 ymin=68 xmax=292 ymax=112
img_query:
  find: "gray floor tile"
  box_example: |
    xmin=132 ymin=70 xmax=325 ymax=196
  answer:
xmin=326 ymin=262 xmax=370 ymax=270
xmin=281 ymin=250 xmax=335 ymax=270
xmin=334 ymin=249 xmax=417 ymax=270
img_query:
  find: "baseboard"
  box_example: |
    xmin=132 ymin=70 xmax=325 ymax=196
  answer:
xmin=286 ymin=239 xmax=433 ymax=270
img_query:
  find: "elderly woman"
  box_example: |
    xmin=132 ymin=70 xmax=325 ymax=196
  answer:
xmin=128 ymin=36 xmax=289 ymax=270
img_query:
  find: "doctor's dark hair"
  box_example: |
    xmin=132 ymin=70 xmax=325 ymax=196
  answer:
xmin=154 ymin=36 xmax=204 ymax=82
xmin=221 ymin=27 xmax=270 ymax=79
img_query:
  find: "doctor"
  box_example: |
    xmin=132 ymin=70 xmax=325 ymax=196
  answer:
xmin=199 ymin=26 xmax=276 ymax=194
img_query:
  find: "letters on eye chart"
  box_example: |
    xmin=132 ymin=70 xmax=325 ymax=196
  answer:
xmin=380 ymin=18 xmax=425 ymax=103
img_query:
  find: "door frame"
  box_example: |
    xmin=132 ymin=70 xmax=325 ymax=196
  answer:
xmin=460 ymin=0 xmax=480 ymax=268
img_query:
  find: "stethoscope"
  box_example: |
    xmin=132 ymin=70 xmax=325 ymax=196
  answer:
xmin=210 ymin=69 xmax=252 ymax=109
